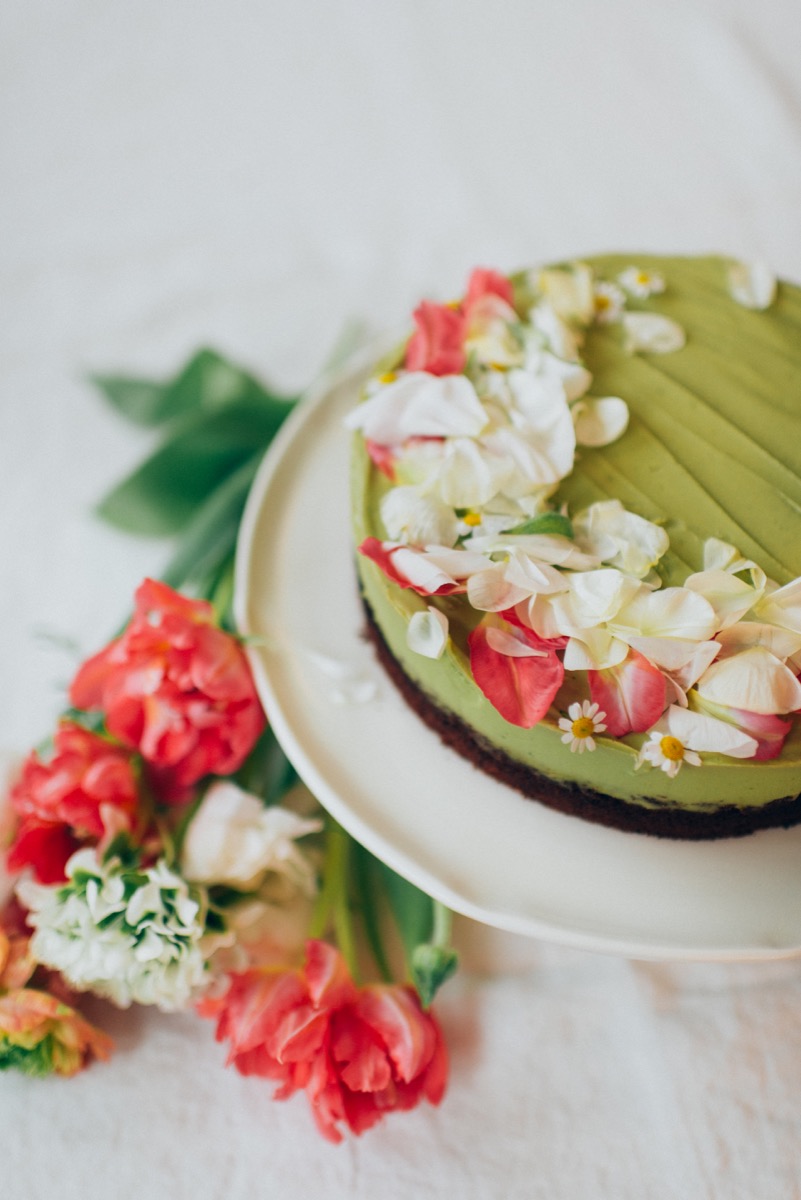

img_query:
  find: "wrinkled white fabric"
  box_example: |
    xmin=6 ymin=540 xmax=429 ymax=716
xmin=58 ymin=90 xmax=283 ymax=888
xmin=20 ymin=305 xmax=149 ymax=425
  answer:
xmin=2 ymin=1 xmax=801 ymax=1196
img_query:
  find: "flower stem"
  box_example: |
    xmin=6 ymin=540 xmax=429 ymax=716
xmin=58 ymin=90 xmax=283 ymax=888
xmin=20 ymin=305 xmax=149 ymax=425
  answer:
xmin=432 ymin=900 xmax=452 ymax=949
xmin=309 ymin=821 xmax=360 ymax=982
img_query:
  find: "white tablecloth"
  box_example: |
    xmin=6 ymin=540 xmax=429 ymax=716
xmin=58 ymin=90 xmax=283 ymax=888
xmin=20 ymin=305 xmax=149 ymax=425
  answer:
xmin=2 ymin=2 xmax=801 ymax=1196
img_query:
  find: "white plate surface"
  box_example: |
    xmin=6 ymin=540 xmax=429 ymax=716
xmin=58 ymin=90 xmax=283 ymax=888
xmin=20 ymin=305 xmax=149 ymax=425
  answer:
xmin=235 ymin=351 xmax=801 ymax=962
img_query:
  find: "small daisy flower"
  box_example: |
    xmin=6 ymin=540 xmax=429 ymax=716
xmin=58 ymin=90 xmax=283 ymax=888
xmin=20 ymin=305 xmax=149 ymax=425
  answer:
xmin=558 ymin=701 xmax=607 ymax=753
xmin=636 ymin=731 xmax=702 ymax=778
xmin=618 ymin=267 xmax=666 ymax=298
xmin=593 ymin=282 xmax=626 ymax=324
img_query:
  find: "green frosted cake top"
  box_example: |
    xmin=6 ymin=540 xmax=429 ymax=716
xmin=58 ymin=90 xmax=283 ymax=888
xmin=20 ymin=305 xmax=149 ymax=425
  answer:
xmin=349 ymin=255 xmax=801 ymax=810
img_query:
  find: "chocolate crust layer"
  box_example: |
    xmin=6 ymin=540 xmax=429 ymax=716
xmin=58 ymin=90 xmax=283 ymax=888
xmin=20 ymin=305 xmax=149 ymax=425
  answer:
xmin=361 ymin=595 xmax=801 ymax=841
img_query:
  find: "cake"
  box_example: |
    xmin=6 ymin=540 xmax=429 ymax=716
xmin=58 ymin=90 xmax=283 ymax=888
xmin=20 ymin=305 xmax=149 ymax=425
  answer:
xmin=347 ymin=255 xmax=801 ymax=839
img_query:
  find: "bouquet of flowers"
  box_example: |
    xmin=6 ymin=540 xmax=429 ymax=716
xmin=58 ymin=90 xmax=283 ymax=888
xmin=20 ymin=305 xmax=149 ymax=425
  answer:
xmin=0 ymin=351 xmax=457 ymax=1143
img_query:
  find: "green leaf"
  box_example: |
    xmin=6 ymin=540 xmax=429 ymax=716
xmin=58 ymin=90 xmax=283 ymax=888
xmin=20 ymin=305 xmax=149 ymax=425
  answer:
xmin=91 ymin=348 xmax=297 ymax=428
xmin=351 ymin=842 xmax=393 ymax=982
xmin=0 ymin=1036 xmax=55 ymax=1078
xmin=89 ymin=375 xmax=170 ymax=427
xmin=95 ymin=398 xmax=293 ymax=535
xmin=411 ymin=943 xmax=460 ymax=1008
xmin=166 ymin=348 xmax=292 ymax=417
xmin=373 ymin=858 xmax=434 ymax=960
xmin=160 ymin=454 xmax=261 ymax=591
xmin=504 ymin=511 xmax=574 ymax=539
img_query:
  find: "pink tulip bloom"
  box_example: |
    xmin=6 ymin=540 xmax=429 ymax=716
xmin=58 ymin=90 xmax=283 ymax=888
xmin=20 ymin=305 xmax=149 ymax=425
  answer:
xmin=7 ymin=722 xmax=139 ymax=883
xmin=69 ymin=579 xmax=265 ymax=798
xmin=198 ymin=940 xmax=448 ymax=1143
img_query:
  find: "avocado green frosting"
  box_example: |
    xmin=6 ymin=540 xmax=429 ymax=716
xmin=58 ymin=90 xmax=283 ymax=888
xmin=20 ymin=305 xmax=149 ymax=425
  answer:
xmin=351 ymin=255 xmax=801 ymax=813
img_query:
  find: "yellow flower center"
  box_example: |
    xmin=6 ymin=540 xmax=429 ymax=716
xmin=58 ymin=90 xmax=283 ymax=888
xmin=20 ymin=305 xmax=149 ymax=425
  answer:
xmin=571 ymin=716 xmax=595 ymax=739
xmin=595 ymin=294 xmax=611 ymax=311
xmin=659 ymin=735 xmax=685 ymax=762
xmin=378 ymin=371 xmax=397 ymax=384
xmin=463 ymin=512 xmax=482 ymax=527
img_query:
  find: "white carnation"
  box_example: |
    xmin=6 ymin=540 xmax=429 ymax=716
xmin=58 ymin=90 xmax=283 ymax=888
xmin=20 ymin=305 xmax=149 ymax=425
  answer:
xmin=18 ymin=849 xmax=207 ymax=1012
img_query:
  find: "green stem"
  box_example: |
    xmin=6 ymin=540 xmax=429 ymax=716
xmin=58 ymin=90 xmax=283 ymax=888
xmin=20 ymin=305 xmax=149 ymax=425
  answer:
xmin=432 ymin=900 xmax=452 ymax=949
xmin=353 ymin=843 xmax=392 ymax=983
xmin=309 ymin=822 xmax=360 ymax=982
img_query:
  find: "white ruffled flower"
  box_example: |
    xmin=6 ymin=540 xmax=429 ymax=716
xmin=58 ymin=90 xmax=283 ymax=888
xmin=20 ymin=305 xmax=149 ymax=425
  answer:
xmin=18 ymin=849 xmax=207 ymax=1011
xmin=618 ymin=266 xmax=666 ymax=298
xmin=181 ymin=781 xmax=322 ymax=895
xmin=558 ymin=701 xmax=607 ymax=753
xmin=593 ymin=281 xmax=626 ymax=324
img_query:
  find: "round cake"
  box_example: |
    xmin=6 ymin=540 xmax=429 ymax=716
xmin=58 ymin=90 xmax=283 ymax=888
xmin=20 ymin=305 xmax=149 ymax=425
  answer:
xmin=348 ymin=255 xmax=801 ymax=839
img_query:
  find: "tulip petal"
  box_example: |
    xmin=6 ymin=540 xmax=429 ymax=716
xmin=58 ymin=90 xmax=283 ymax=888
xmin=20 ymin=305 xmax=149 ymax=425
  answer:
xmin=468 ymin=620 xmax=563 ymax=728
xmin=588 ymin=649 xmax=667 ymax=736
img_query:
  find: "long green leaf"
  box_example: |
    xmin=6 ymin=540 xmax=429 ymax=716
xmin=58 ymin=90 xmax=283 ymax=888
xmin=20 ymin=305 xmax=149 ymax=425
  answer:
xmin=95 ymin=399 xmax=293 ymax=535
xmin=91 ymin=347 xmax=296 ymax=428
xmin=89 ymin=375 xmax=168 ymax=426
xmin=373 ymin=858 xmax=434 ymax=960
xmin=159 ymin=454 xmax=261 ymax=590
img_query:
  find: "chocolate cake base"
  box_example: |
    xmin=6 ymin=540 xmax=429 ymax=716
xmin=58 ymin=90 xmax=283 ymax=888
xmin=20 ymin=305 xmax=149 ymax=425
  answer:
xmin=361 ymin=595 xmax=801 ymax=841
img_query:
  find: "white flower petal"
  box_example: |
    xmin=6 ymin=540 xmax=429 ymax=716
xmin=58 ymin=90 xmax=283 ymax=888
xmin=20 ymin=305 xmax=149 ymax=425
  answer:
xmin=727 ymin=259 xmax=777 ymax=310
xmin=683 ymin=568 xmax=764 ymax=629
xmin=696 ymin=645 xmax=801 ymax=714
xmin=485 ymin=627 xmax=547 ymax=658
xmin=658 ymin=705 xmax=758 ymax=758
xmin=380 ymin=486 xmax=459 ymax=548
xmin=536 ymin=263 xmax=596 ymax=325
xmin=563 ymin=629 xmax=629 ymax=671
xmin=715 ymin=621 xmax=801 ymax=661
xmin=406 ymin=608 xmax=449 ymax=659
xmin=345 ymin=373 xmax=489 ymax=444
xmin=754 ymin=578 xmax=801 ymax=635
xmin=572 ymin=397 xmax=629 ymax=448
xmin=530 ymin=301 xmax=583 ymax=361
xmin=573 ymin=500 xmax=668 ymax=578
xmin=622 ymin=312 xmax=686 ymax=354
xmin=613 ymin=586 xmax=718 ymax=641
xmin=466 ymin=564 xmax=530 ymax=613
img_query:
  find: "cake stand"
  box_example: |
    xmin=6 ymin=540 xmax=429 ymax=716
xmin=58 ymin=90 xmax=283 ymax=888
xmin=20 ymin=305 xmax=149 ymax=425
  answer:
xmin=234 ymin=348 xmax=801 ymax=962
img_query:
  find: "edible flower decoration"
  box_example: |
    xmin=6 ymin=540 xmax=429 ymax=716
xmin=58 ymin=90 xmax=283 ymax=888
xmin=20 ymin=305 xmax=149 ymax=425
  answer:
xmin=353 ymin=262 xmax=801 ymax=777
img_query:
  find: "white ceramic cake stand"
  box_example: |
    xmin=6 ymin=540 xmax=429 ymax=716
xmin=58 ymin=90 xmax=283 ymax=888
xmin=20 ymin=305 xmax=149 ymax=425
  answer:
xmin=234 ymin=348 xmax=801 ymax=962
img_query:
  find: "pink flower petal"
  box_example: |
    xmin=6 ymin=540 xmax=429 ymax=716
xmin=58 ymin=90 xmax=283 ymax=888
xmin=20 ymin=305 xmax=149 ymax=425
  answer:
xmin=468 ymin=619 xmax=564 ymax=728
xmin=589 ymin=648 xmax=667 ymax=736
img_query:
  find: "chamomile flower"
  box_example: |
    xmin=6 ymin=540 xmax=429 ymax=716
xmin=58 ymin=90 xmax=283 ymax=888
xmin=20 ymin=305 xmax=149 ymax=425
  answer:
xmin=618 ymin=266 xmax=666 ymax=298
xmin=558 ymin=700 xmax=607 ymax=753
xmin=637 ymin=731 xmax=701 ymax=778
xmin=593 ymin=282 xmax=626 ymax=324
